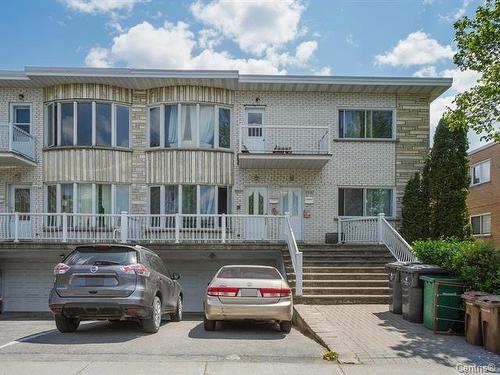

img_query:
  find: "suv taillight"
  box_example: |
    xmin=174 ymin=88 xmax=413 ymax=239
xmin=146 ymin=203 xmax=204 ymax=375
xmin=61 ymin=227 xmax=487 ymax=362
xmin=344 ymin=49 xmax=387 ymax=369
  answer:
xmin=207 ymin=287 xmax=239 ymax=297
xmin=120 ymin=263 xmax=150 ymax=277
xmin=54 ymin=263 xmax=70 ymax=275
xmin=260 ymin=288 xmax=291 ymax=298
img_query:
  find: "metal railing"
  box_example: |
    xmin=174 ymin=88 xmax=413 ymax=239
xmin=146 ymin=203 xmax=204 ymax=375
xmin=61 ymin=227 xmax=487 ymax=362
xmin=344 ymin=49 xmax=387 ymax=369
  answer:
xmin=239 ymin=125 xmax=330 ymax=155
xmin=284 ymin=215 xmax=303 ymax=296
xmin=338 ymin=213 xmax=417 ymax=262
xmin=0 ymin=123 xmax=36 ymax=161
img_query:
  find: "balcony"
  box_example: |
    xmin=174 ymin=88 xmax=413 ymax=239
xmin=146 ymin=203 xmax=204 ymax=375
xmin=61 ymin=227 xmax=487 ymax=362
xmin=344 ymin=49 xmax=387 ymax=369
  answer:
xmin=238 ymin=125 xmax=331 ymax=169
xmin=0 ymin=123 xmax=37 ymax=166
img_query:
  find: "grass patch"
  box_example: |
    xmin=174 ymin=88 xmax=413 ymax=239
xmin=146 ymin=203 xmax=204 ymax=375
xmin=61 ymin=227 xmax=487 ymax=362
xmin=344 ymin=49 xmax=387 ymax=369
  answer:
xmin=322 ymin=350 xmax=338 ymax=362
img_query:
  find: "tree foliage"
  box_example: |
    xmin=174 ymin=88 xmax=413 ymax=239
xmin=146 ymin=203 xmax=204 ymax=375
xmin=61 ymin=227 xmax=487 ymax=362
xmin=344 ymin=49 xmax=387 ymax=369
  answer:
xmin=445 ymin=0 xmax=500 ymax=142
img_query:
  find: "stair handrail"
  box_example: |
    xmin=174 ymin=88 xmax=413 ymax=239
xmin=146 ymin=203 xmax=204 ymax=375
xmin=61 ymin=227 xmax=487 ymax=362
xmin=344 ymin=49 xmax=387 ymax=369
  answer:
xmin=284 ymin=214 xmax=303 ymax=296
xmin=379 ymin=214 xmax=417 ymax=263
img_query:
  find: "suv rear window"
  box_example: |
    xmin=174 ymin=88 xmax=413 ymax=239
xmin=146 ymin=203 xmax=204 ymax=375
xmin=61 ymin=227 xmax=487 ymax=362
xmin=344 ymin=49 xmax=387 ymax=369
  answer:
xmin=65 ymin=246 xmax=137 ymax=266
xmin=217 ymin=267 xmax=281 ymax=280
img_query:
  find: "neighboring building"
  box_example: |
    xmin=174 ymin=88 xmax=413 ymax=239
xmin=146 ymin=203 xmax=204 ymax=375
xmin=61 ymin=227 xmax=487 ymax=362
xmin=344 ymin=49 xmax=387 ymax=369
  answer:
xmin=0 ymin=67 xmax=451 ymax=312
xmin=468 ymin=142 xmax=500 ymax=246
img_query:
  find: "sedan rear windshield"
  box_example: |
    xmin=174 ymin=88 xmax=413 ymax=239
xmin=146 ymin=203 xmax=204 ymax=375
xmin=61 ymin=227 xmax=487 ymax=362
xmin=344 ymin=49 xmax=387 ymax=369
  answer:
xmin=65 ymin=247 xmax=137 ymax=266
xmin=217 ymin=267 xmax=281 ymax=280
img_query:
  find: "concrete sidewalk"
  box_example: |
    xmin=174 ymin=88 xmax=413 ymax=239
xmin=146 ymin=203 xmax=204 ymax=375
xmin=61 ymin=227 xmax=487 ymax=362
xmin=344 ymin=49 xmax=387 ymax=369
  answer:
xmin=295 ymin=304 xmax=499 ymax=372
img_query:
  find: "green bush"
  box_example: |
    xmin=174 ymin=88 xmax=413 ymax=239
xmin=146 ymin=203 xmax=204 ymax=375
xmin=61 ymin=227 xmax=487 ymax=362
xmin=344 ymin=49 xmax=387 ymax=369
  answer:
xmin=412 ymin=239 xmax=500 ymax=294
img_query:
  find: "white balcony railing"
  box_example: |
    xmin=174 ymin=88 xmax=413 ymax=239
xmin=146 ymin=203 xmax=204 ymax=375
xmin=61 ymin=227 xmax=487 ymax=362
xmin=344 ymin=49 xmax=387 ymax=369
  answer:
xmin=338 ymin=213 xmax=417 ymax=263
xmin=0 ymin=123 xmax=36 ymax=161
xmin=239 ymin=125 xmax=330 ymax=155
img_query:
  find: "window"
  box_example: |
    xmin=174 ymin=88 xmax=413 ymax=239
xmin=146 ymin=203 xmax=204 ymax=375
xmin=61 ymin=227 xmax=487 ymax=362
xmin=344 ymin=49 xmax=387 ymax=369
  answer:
xmin=46 ymin=101 xmax=130 ymax=148
xmin=200 ymin=185 xmax=216 ymax=214
xmin=47 ymin=185 xmax=57 ymax=214
xmin=148 ymin=104 xmax=230 ymax=149
xmin=247 ymin=110 xmax=263 ymax=137
xmin=77 ymin=103 xmax=92 ymax=146
xmin=471 ymin=214 xmax=491 ymax=236
xmin=77 ymin=184 xmax=93 ymax=214
xmin=11 ymin=104 xmax=31 ymax=134
xmin=115 ymin=185 xmax=130 ymax=214
xmin=165 ymin=185 xmax=178 ymax=214
xmin=338 ymin=188 xmax=394 ymax=217
xmin=61 ymin=184 xmax=74 ymax=214
xmin=182 ymin=185 xmax=197 ymax=215
xmin=339 ymin=109 xmax=393 ymax=139
xmin=471 ymin=160 xmax=490 ymax=185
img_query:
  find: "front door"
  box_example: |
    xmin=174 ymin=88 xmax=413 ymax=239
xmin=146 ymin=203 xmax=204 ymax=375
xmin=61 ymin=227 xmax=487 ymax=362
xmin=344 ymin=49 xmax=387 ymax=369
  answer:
xmin=281 ymin=188 xmax=303 ymax=241
xmin=244 ymin=187 xmax=267 ymax=240
xmin=9 ymin=186 xmax=32 ymax=239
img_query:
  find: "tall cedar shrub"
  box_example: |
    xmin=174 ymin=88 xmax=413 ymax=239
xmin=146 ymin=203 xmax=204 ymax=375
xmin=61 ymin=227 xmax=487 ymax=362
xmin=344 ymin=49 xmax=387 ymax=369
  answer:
xmin=429 ymin=118 xmax=471 ymax=239
xmin=401 ymin=173 xmax=424 ymax=243
xmin=420 ymin=159 xmax=431 ymax=239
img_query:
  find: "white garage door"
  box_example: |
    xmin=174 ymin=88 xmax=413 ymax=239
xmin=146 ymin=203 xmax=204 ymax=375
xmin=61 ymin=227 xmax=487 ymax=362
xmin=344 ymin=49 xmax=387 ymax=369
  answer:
xmin=1 ymin=260 xmax=54 ymax=312
xmin=165 ymin=258 xmax=278 ymax=313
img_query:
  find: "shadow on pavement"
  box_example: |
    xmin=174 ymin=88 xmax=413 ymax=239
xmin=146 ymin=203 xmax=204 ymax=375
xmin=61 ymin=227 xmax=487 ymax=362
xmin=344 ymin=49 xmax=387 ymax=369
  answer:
xmin=373 ymin=310 xmax=500 ymax=367
xmin=188 ymin=320 xmax=287 ymax=340
xmin=0 ymin=312 xmax=53 ymax=321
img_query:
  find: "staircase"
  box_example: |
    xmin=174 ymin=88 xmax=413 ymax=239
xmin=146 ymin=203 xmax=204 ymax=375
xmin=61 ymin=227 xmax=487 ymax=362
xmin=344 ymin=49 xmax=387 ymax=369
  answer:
xmin=283 ymin=244 xmax=395 ymax=304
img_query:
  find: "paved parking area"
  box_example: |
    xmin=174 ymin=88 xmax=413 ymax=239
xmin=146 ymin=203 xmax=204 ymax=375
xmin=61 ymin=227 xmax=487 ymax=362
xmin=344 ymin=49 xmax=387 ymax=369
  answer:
xmin=0 ymin=314 xmax=335 ymax=375
xmin=296 ymin=304 xmax=500 ymax=372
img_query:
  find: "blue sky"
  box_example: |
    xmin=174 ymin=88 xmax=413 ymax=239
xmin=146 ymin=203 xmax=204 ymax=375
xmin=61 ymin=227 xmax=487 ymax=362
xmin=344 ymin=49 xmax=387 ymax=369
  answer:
xmin=0 ymin=0 xmax=488 ymax=148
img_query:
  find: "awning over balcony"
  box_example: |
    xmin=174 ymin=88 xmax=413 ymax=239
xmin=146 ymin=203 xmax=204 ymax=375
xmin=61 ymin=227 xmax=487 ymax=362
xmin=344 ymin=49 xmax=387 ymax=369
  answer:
xmin=238 ymin=153 xmax=331 ymax=169
xmin=0 ymin=152 xmax=37 ymax=167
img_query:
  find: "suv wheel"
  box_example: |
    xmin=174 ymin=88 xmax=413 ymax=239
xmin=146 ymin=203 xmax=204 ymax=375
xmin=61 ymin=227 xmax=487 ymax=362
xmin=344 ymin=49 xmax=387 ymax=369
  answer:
xmin=279 ymin=320 xmax=292 ymax=333
xmin=55 ymin=315 xmax=80 ymax=333
xmin=204 ymin=316 xmax=216 ymax=331
xmin=142 ymin=296 xmax=162 ymax=333
xmin=170 ymin=296 xmax=183 ymax=322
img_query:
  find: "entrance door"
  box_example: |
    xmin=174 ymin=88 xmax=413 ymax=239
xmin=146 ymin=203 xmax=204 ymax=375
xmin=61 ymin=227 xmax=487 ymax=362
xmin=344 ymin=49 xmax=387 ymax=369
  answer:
xmin=244 ymin=187 xmax=267 ymax=240
xmin=244 ymin=109 xmax=265 ymax=152
xmin=281 ymin=188 xmax=302 ymax=241
xmin=9 ymin=186 xmax=32 ymax=239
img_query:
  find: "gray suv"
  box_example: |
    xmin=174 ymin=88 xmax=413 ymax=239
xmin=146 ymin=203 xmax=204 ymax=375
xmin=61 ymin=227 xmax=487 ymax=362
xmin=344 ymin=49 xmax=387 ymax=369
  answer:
xmin=49 ymin=244 xmax=183 ymax=334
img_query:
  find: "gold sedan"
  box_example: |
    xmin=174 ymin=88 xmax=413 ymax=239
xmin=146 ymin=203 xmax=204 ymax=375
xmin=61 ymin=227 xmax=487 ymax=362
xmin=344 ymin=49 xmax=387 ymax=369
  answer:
xmin=203 ymin=265 xmax=293 ymax=333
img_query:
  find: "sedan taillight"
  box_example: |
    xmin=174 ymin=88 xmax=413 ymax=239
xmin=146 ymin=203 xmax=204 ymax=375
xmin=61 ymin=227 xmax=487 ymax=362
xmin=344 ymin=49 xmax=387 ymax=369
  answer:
xmin=54 ymin=263 xmax=70 ymax=275
xmin=120 ymin=263 xmax=150 ymax=277
xmin=260 ymin=288 xmax=292 ymax=298
xmin=207 ymin=287 xmax=240 ymax=297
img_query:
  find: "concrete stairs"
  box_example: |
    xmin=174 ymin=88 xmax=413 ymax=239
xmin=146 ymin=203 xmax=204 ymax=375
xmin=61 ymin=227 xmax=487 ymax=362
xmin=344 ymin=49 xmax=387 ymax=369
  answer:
xmin=283 ymin=244 xmax=394 ymax=304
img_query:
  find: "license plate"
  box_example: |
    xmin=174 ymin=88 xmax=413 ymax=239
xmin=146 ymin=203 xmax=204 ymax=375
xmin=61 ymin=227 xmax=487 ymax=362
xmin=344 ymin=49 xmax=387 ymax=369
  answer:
xmin=240 ymin=288 xmax=259 ymax=297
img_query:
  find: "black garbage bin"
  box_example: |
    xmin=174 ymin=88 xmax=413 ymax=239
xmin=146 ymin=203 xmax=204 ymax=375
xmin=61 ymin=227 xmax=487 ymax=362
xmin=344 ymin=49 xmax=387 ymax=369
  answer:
xmin=400 ymin=264 xmax=448 ymax=323
xmin=386 ymin=262 xmax=420 ymax=314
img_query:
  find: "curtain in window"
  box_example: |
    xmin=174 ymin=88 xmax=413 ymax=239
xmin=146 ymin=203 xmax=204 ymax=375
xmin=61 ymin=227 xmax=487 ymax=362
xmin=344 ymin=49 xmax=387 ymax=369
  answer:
xmin=165 ymin=185 xmax=178 ymax=214
xmin=77 ymin=184 xmax=93 ymax=213
xmin=343 ymin=110 xmax=364 ymax=138
xmin=181 ymin=105 xmax=197 ymax=146
xmin=96 ymin=184 xmax=111 ymax=214
xmin=339 ymin=188 xmax=363 ymax=216
xmin=219 ymin=108 xmax=230 ymax=148
xmin=199 ymin=105 xmax=214 ymax=148
xmin=165 ymin=105 xmax=178 ymax=148
xmin=200 ymin=186 xmax=216 ymax=214
xmin=115 ymin=185 xmax=129 ymax=214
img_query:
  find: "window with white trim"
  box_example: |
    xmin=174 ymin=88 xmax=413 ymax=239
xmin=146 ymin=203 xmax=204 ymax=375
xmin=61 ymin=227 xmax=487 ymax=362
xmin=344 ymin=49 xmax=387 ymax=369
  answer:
xmin=471 ymin=214 xmax=491 ymax=236
xmin=338 ymin=188 xmax=394 ymax=217
xmin=45 ymin=101 xmax=130 ymax=148
xmin=339 ymin=109 xmax=394 ymax=139
xmin=11 ymin=104 xmax=31 ymax=134
xmin=471 ymin=160 xmax=490 ymax=185
xmin=148 ymin=104 xmax=230 ymax=149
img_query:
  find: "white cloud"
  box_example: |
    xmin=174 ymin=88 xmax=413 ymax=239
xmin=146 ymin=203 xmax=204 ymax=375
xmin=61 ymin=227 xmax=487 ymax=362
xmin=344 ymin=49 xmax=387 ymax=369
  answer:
xmin=313 ymin=66 xmax=332 ymax=76
xmin=60 ymin=0 xmax=145 ymax=13
xmin=294 ymin=41 xmax=318 ymax=65
xmin=198 ymin=28 xmax=222 ymax=50
xmin=85 ymin=47 xmax=111 ymax=67
xmin=346 ymin=34 xmax=357 ymax=47
xmin=440 ymin=0 xmax=471 ymax=22
xmin=375 ymin=31 xmax=454 ymax=66
xmin=190 ymin=0 xmax=305 ymax=55
xmin=413 ymin=66 xmax=438 ymax=77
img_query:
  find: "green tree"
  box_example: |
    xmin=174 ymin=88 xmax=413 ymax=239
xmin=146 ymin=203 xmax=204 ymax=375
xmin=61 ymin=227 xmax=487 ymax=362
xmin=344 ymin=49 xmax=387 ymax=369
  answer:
xmin=420 ymin=159 xmax=431 ymax=239
xmin=429 ymin=118 xmax=471 ymax=239
xmin=445 ymin=0 xmax=500 ymax=142
xmin=401 ymin=173 xmax=424 ymax=243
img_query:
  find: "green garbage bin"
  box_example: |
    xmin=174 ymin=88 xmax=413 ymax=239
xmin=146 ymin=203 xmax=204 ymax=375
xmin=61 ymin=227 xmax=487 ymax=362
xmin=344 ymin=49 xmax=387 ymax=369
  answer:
xmin=420 ymin=275 xmax=466 ymax=334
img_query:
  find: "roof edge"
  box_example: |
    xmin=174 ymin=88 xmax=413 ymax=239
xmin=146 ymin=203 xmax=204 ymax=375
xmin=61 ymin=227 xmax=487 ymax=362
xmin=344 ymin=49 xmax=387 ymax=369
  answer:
xmin=468 ymin=141 xmax=499 ymax=155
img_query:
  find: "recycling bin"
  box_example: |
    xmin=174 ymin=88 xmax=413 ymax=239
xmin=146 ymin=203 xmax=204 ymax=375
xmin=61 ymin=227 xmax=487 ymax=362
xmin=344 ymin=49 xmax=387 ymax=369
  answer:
xmin=462 ymin=291 xmax=490 ymax=345
xmin=476 ymin=295 xmax=500 ymax=354
xmin=400 ymin=264 xmax=448 ymax=323
xmin=420 ymin=275 xmax=466 ymax=334
xmin=386 ymin=261 xmax=420 ymax=314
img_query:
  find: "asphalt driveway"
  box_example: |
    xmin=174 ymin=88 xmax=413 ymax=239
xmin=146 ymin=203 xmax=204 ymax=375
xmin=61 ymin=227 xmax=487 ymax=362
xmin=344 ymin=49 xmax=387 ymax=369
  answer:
xmin=0 ymin=314 xmax=333 ymax=375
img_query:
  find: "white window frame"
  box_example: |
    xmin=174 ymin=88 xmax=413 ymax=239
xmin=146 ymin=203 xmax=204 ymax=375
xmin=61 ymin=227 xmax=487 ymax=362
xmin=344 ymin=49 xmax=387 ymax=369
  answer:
xmin=10 ymin=102 xmax=32 ymax=134
xmin=147 ymin=103 xmax=231 ymax=150
xmin=471 ymin=213 xmax=491 ymax=236
xmin=337 ymin=108 xmax=396 ymax=140
xmin=470 ymin=159 xmax=491 ymax=186
xmin=338 ymin=187 xmax=396 ymax=218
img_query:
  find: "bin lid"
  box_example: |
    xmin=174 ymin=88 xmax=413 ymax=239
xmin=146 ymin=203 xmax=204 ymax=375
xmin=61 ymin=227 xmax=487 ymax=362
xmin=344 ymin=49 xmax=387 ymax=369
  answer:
xmin=476 ymin=295 xmax=500 ymax=308
xmin=419 ymin=275 xmax=463 ymax=283
xmin=385 ymin=261 xmax=420 ymax=270
xmin=399 ymin=264 xmax=447 ymax=274
xmin=461 ymin=291 xmax=490 ymax=302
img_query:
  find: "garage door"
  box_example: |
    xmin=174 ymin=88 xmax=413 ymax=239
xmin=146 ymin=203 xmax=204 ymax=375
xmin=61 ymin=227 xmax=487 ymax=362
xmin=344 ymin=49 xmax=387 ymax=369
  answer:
xmin=165 ymin=258 xmax=278 ymax=313
xmin=1 ymin=260 xmax=55 ymax=312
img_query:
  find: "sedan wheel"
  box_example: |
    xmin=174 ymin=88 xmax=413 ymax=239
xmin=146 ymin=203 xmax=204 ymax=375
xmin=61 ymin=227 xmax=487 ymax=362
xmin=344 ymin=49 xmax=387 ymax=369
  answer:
xmin=142 ymin=296 xmax=162 ymax=333
xmin=170 ymin=296 xmax=183 ymax=322
xmin=204 ymin=316 xmax=216 ymax=331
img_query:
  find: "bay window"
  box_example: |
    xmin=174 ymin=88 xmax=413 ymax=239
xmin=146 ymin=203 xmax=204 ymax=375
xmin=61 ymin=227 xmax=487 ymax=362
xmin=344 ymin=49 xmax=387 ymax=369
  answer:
xmin=46 ymin=101 xmax=130 ymax=148
xmin=339 ymin=109 xmax=394 ymax=139
xmin=149 ymin=103 xmax=230 ymax=149
xmin=338 ymin=188 xmax=394 ymax=217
